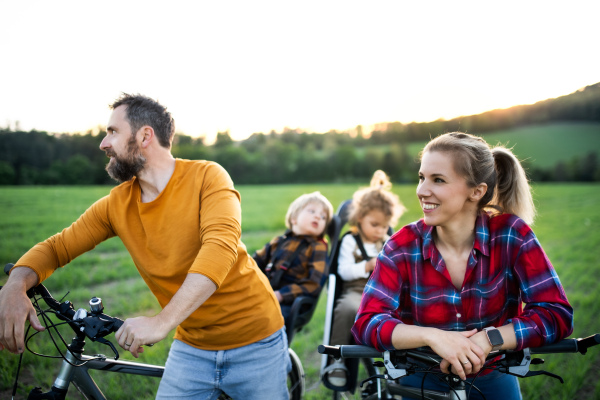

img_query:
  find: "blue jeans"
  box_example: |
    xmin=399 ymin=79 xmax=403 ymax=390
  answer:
xmin=399 ymin=369 xmax=522 ymax=400
xmin=156 ymin=328 xmax=291 ymax=399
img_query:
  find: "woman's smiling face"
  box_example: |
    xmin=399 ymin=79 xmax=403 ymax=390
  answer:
xmin=416 ymin=150 xmax=479 ymax=227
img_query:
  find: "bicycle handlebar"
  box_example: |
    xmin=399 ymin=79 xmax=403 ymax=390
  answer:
xmin=3 ymin=262 xmax=13 ymax=275
xmin=3 ymin=263 xmax=124 ymax=344
xmin=319 ymin=333 xmax=600 ymax=361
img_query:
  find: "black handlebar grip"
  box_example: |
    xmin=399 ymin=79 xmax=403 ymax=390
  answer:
xmin=575 ymin=334 xmax=600 ymax=354
xmin=581 ymin=333 xmax=600 ymax=345
xmin=112 ymin=317 xmax=124 ymax=330
xmin=4 ymin=263 xmax=14 ymax=275
xmin=318 ymin=344 xmax=341 ymax=358
xmin=340 ymin=345 xmax=383 ymax=359
xmin=319 ymin=344 xmax=383 ymax=359
xmin=320 ymin=344 xmax=390 ymax=359
xmin=531 ymin=338 xmax=578 ymax=354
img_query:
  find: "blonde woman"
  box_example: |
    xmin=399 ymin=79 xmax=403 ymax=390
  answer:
xmin=352 ymin=132 xmax=573 ymax=399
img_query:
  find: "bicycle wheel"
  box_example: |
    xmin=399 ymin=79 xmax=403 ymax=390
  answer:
xmin=288 ymin=348 xmax=305 ymax=400
xmin=329 ymin=357 xmax=381 ymax=399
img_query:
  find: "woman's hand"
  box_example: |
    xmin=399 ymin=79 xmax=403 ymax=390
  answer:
xmin=429 ymin=329 xmax=486 ymax=380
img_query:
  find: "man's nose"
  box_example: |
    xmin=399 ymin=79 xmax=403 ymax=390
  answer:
xmin=99 ymin=136 xmax=110 ymax=151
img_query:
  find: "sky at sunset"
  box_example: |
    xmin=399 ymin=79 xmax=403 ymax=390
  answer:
xmin=1 ymin=1 xmax=599 ymax=143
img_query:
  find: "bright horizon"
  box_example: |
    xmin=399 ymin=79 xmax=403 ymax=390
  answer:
xmin=1 ymin=1 xmax=599 ymax=143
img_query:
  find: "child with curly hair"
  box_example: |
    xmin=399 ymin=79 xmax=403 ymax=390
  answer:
xmin=326 ymin=170 xmax=406 ymax=387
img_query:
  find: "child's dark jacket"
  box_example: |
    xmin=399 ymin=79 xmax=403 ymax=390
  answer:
xmin=253 ymin=230 xmax=328 ymax=304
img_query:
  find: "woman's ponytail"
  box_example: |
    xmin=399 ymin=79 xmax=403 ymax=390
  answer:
xmin=490 ymin=147 xmax=536 ymax=225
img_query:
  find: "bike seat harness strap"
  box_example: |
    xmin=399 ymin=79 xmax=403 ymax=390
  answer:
xmin=352 ymin=233 xmax=371 ymax=263
xmin=265 ymin=233 xmax=310 ymax=290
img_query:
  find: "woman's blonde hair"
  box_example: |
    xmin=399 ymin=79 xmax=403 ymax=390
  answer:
xmin=348 ymin=170 xmax=406 ymax=229
xmin=285 ymin=191 xmax=334 ymax=236
xmin=421 ymin=132 xmax=536 ymax=225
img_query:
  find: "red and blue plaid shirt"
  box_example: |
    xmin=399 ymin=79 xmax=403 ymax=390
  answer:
xmin=352 ymin=213 xmax=574 ymax=352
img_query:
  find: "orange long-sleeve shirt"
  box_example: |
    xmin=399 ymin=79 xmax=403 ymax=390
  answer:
xmin=15 ymin=159 xmax=283 ymax=350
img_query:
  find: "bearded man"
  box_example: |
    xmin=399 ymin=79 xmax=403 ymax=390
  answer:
xmin=0 ymin=94 xmax=290 ymax=399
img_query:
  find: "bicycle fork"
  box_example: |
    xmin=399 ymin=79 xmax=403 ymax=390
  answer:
xmin=445 ymin=376 xmax=468 ymax=400
xmin=27 ymin=338 xmax=86 ymax=400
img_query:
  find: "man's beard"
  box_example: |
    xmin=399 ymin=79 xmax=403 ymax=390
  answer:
xmin=105 ymin=136 xmax=147 ymax=183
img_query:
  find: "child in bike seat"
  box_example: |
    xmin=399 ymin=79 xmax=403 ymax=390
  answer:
xmin=353 ymin=132 xmax=574 ymax=400
xmin=253 ymin=191 xmax=333 ymax=323
xmin=325 ymin=170 xmax=405 ymax=387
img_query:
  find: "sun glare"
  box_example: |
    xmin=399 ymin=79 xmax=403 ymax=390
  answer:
xmin=0 ymin=1 xmax=598 ymax=142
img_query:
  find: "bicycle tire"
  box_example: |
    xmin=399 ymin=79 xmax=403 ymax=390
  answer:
xmin=329 ymin=357 xmax=381 ymax=399
xmin=288 ymin=348 xmax=305 ymax=400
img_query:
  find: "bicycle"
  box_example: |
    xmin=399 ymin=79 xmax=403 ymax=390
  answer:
xmin=318 ymin=333 xmax=600 ymax=400
xmin=1 ymin=263 xmax=304 ymax=400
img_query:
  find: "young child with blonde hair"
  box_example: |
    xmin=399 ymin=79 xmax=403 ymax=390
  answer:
xmin=253 ymin=191 xmax=334 ymax=322
xmin=326 ymin=171 xmax=406 ymax=387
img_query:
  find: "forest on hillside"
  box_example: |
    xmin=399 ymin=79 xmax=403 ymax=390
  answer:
xmin=1 ymin=83 xmax=599 ymax=185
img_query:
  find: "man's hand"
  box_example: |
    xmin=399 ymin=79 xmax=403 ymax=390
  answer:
xmin=115 ymin=316 xmax=169 ymax=358
xmin=114 ymin=273 xmax=217 ymax=358
xmin=430 ymin=329 xmax=486 ymax=380
xmin=0 ymin=267 xmax=45 ymax=354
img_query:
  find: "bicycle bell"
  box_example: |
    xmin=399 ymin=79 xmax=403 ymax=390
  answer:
xmin=89 ymin=296 xmax=104 ymax=313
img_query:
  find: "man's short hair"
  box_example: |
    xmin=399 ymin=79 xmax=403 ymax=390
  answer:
xmin=110 ymin=93 xmax=175 ymax=148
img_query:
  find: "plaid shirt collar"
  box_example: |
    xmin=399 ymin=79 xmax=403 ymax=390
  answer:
xmin=282 ymin=229 xmax=320 ymax=244
xmin=421 ymin=213 xmax=490 ymax=272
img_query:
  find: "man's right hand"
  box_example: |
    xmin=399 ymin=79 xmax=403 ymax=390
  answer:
xmin=0 ymin=267 xmax=45 ymax=354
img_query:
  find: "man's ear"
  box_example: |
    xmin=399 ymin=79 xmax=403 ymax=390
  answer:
xmin=470 ymin=183 xmax=488 ymax=202
xmin=139 ymin=126 xmax=155 ymax=148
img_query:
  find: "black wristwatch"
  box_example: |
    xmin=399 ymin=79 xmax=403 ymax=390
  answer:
xmin=483 ymin=327 xmax=504 ymax=353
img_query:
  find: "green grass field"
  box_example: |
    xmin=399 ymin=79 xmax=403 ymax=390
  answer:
xmin=1 ymin=183 xmax=599 ymax=399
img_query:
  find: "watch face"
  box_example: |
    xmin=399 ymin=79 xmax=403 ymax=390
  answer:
xmin=487 ymin=328 xmax=504 ymax=346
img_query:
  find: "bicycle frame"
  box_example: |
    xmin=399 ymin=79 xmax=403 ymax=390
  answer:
xmin=33 ymin=341 xmax=303 ymax=400
xmin=27 ymin=331 xmax=164 ymax=400
xmin=50 ymin=353 xmax=164 ymax=400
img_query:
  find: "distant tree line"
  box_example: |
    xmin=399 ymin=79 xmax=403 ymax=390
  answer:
xmin=1 ymin=83 xmax=599 ymax=186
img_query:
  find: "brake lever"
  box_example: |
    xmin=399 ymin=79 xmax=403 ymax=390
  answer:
xmin=523 ymin=369 xmax=564 ymax=383
xmin=383 ymin=350 xmax=409 ymax=379
xmin=505 ymin=348 xmax=532 ymax=377
xmin=96 ymin=337 xmax=120 ymax=360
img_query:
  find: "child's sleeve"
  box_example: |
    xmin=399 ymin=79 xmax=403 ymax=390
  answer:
xmin=337 ymin=234 xmax=370 ymax=281
xmin=252 ymin=240 xmax=272 ymax=273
